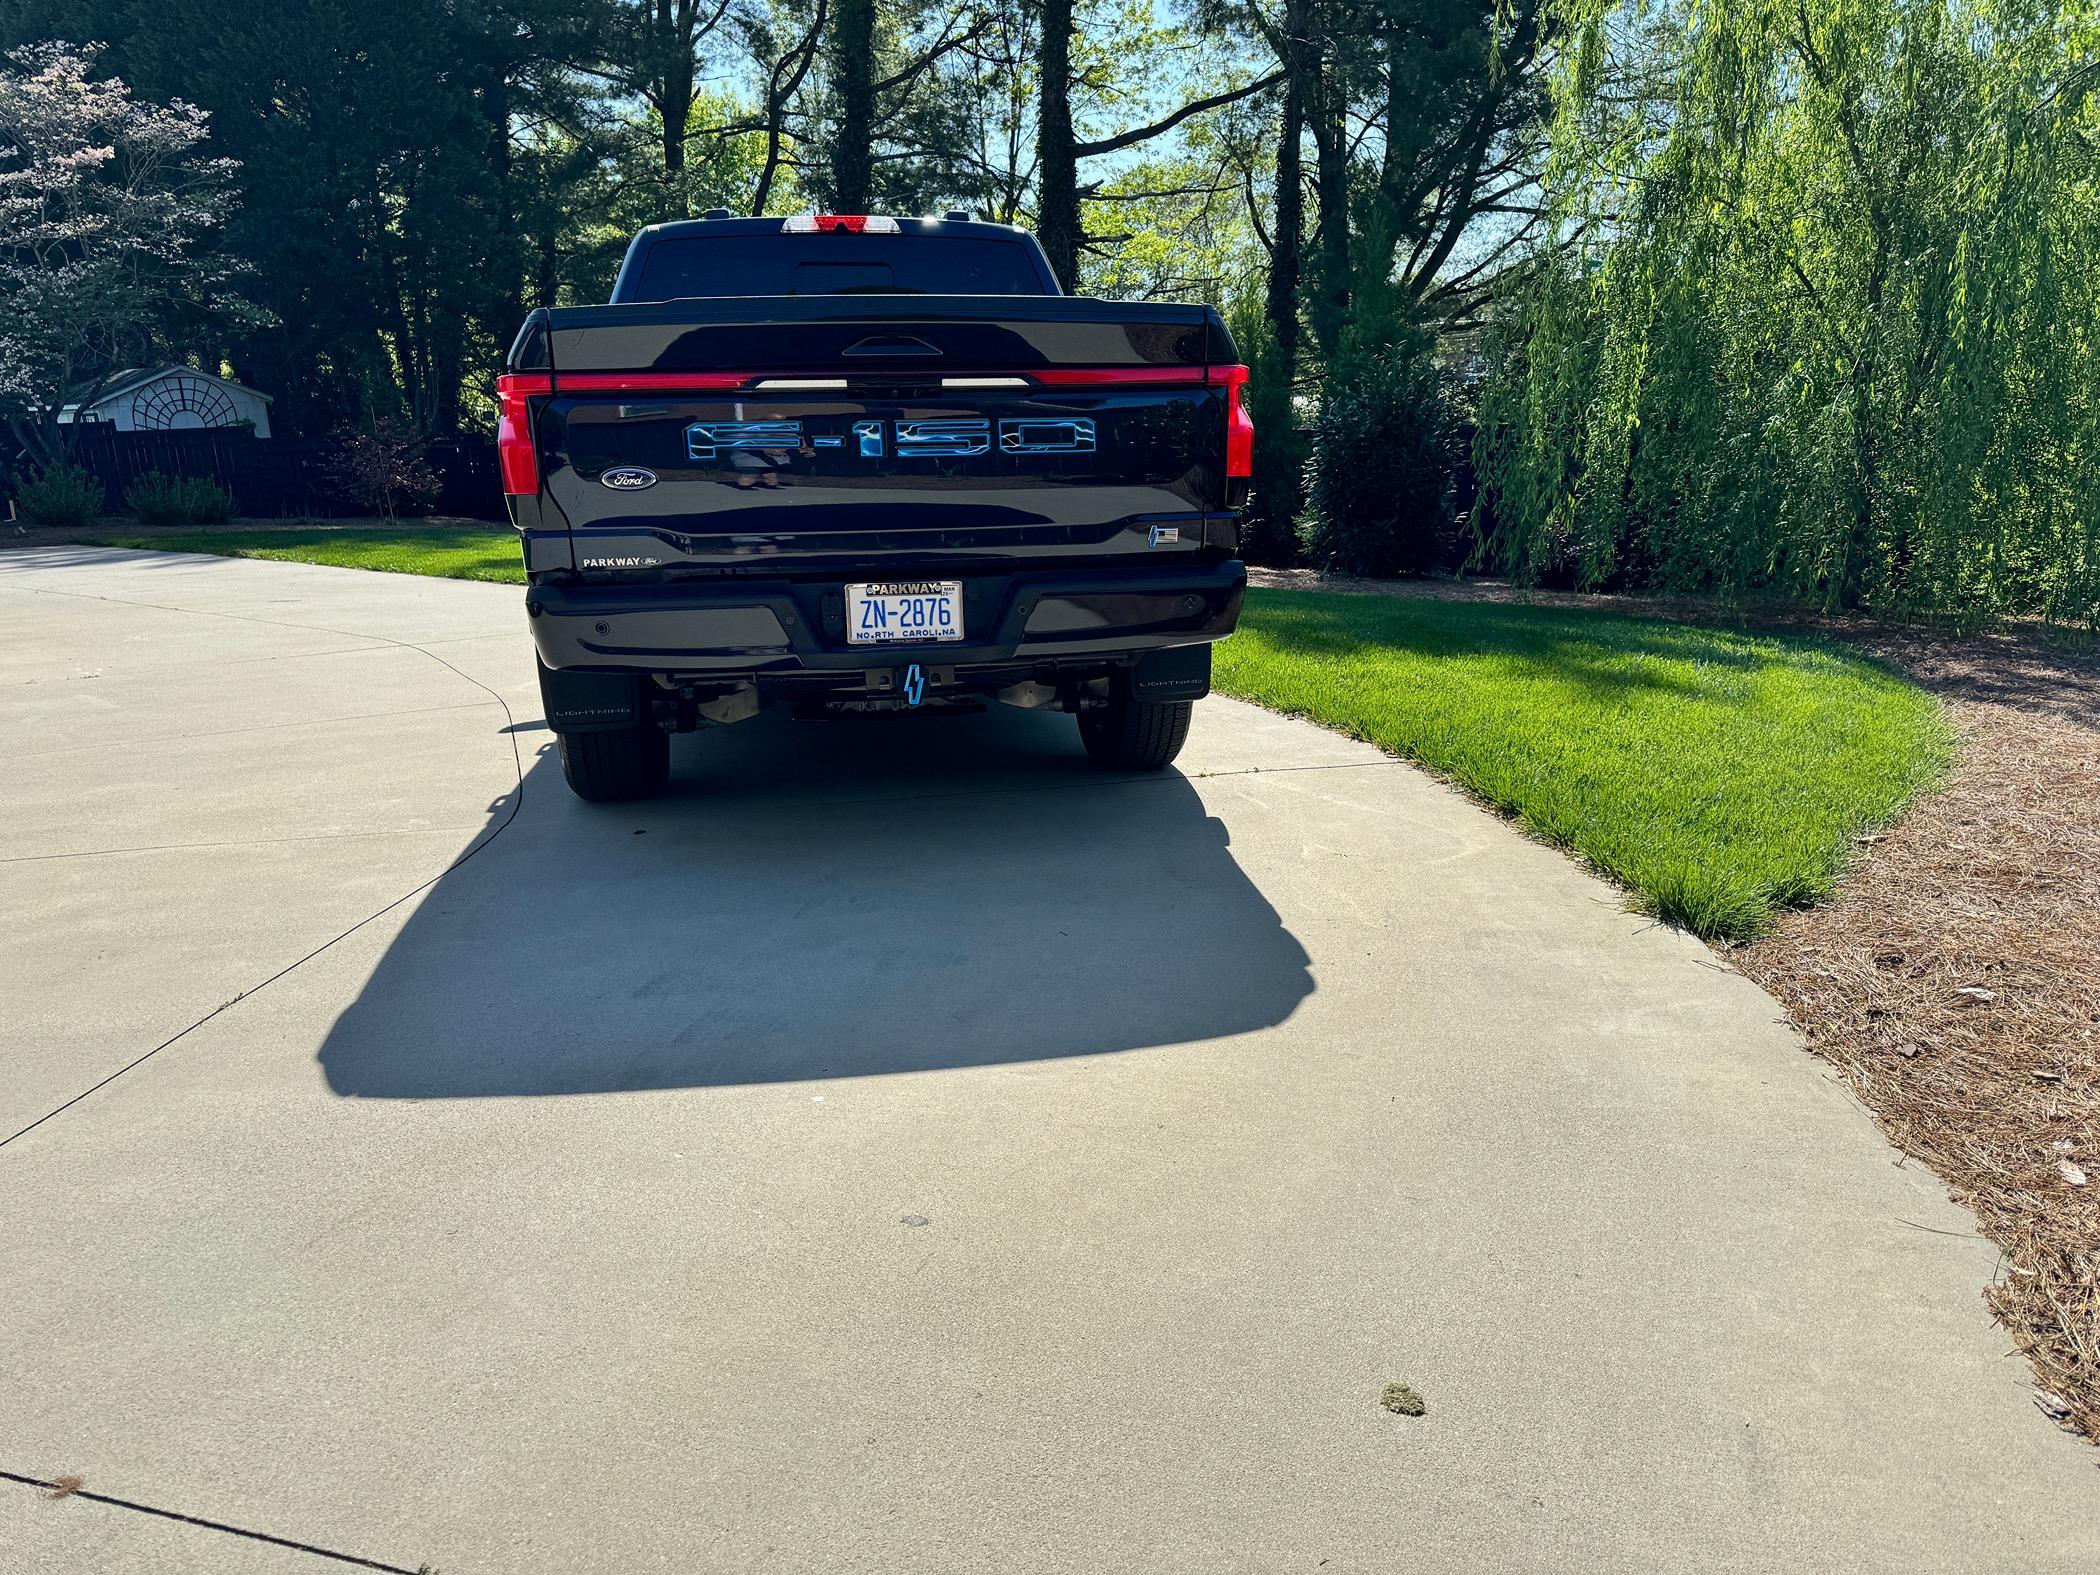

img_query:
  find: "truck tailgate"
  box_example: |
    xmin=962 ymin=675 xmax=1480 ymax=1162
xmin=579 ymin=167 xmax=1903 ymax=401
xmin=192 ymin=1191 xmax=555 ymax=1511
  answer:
xmin=506 ymin=297 xmax=1245 ymax=575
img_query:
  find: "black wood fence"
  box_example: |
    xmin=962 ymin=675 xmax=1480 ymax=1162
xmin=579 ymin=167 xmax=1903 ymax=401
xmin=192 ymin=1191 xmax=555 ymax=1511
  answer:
xmin=62 ymin=426 xmax=505 ymax=521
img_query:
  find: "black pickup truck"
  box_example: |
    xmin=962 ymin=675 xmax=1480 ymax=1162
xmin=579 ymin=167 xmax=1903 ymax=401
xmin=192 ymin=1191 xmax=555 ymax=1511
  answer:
xmin=500 ymin=212 xmax=1252 ymax=801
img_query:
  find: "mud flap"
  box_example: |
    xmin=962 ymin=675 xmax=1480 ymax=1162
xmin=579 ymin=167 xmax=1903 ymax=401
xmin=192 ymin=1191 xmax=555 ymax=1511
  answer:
xmin=537 ymin=662 xmax=645 ymax=733
xmin=1132 ymin=643 xmax=1211 ymax=703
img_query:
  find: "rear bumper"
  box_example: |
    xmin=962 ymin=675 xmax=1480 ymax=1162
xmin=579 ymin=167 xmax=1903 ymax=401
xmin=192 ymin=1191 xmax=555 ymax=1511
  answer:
xmin=524 ymin=560 xmax=1246 ymax=675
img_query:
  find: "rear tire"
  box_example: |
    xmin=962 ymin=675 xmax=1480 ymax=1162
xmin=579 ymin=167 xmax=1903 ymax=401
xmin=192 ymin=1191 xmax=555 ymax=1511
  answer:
xmin=1078 ymin=683 xmax=1194 ymax=771
xmin=557 ymin=723 xmax=670 ymax=802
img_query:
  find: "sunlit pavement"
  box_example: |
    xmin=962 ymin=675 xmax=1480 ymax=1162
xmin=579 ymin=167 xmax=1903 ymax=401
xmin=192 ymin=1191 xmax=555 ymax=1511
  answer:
xmin=3 ymin=547 xmax=2093 ymax=1574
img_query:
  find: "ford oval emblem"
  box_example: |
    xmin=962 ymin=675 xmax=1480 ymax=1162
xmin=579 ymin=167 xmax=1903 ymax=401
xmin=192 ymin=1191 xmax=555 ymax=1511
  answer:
xmin=600 ymin=466 xmax=657 ymax=491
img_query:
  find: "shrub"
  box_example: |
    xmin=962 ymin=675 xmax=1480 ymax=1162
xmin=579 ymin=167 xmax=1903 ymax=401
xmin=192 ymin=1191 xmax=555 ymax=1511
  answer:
xmin=325 ymin=417 xmax=441 ymax=519
xmin=1242 ymin=344 xmax=1309 ymax=567
xmin=1305 ymin=350 xmax=1455 ymax=578
xmin=15 ymin=462 xmax=105 ymax=530
xmin=1224 ymin=303 xmax=1307 ymax=567
xmin=124 ymin=472 xmax=233 ymax=527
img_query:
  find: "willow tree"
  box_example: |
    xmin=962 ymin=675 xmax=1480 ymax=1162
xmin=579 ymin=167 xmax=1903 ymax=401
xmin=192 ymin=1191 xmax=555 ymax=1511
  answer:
xmin=1478 ymin=0 xmax=2100 ymax=623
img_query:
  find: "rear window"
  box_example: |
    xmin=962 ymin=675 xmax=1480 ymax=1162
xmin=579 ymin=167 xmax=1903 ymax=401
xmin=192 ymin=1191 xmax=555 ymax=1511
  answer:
xmin=631 ymin=235 xmax=1052 ymax=299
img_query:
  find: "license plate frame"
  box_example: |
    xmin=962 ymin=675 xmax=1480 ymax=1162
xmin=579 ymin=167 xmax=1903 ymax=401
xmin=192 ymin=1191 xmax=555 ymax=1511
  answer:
xmin=844 ymin=581 xmax=965 ymax=646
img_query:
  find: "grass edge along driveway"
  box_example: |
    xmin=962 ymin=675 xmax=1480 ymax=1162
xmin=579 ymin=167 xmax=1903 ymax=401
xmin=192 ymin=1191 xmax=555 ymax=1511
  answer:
xmin=85 ymin=524 xmax=533 ymax=584
xmin=82 ymin=530 xmax=1952 ymax=941
xmin=1218 ymin=588 xmax=1950 ymax=940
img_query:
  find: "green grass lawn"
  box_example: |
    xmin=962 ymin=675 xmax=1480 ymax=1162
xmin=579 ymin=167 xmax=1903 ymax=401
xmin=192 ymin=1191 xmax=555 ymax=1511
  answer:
xmin=1216 ymin=588 xmax=1949 ymax=939
xmin=82 ymin=527 xmax=1950 ymax=940
xmin=88 ymin=525 xmax=530 ymax=583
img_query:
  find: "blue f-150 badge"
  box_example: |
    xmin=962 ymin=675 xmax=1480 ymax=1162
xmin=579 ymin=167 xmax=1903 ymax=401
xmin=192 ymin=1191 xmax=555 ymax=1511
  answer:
xmin=686 ymin=417 xmax=1096 ymax=463
xmin=901 ymin=663 xmax=926 ymax=707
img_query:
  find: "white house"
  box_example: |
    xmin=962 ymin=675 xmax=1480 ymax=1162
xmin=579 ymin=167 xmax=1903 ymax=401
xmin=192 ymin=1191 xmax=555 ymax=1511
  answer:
xmin=58 ymin=367 xmax=274 ymax=438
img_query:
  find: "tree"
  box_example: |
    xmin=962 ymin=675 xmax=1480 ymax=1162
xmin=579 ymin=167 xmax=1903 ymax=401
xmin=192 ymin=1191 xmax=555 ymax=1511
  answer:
xmin=1478 ymin=0 xmax=2100 ymax=622
xmin=1361 ymin=0 xmax=1550 ymax=331
xmin=325 ymin=415 xmax=441 ymax=519
xmin=828 ymin=0 xmax=876 ymax=207
xmin=1203 ymin=0 xmax=1548 ymax=558
xmin=0 ymin=41 xmax=250 ymax=468
xmin=19 ymin=0 xmax=626 ymax=438
xmin=1033 ymin=0 xmax=1280 ymax=291
xmin=945 ymin=0 xmax=1036 ymax=222
xmin=743 ymin=0 xmax=829 ymax=214
xmin=1237 ymin=0 xmax=1313 ymax=547
xmin=0 ymin=0 xmax=1553 ymax=536
xmin=593 ymin=0 xmax=745 ymax=211
xmin=739 ymin=0 xmax=998 ymax=214
xmin=1034 ymin=0 xmax=1078 ymax=285
xmin=1305 ymin=344 xmax=1452 ymax=575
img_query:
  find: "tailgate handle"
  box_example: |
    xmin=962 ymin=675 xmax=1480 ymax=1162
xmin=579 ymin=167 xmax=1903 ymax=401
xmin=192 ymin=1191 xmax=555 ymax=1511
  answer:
xmin=843 ymin=334 xmax=942 ymax=357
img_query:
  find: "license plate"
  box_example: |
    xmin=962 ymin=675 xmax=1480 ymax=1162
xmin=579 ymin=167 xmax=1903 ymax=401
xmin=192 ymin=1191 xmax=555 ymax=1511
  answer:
xmin=845 ymin=581 xmax=964 ymax=645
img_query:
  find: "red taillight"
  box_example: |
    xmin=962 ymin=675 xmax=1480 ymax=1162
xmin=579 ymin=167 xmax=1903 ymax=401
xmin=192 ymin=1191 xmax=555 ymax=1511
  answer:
xmin=1218 ymin=363 xmax=1254 ymax=479
xmin=1026 ymin=367 xmax=1207 ymax=386
xmin=497 ymin=372 xmax=551 ymax=496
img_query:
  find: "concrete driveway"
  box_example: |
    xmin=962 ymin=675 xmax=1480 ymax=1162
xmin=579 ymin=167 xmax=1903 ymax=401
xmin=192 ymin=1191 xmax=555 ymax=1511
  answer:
xmin=2 ymin=546 xmax=2092 ymax=1574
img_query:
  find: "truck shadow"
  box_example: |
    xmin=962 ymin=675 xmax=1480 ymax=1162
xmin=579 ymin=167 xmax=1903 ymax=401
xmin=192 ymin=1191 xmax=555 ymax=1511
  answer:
xmin=317 ymin=705 xmax=1313 ymax=1096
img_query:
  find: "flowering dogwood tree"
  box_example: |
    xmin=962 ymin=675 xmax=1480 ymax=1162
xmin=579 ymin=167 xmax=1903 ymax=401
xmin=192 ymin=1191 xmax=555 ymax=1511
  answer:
xmin=0 ymin=42 xmax=251 ymax=466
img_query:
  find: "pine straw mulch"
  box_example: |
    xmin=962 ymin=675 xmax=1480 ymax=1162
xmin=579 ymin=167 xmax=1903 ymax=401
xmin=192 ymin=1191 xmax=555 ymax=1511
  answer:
xmin=1248 ymin=568 xmax=2100 ymax=1448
